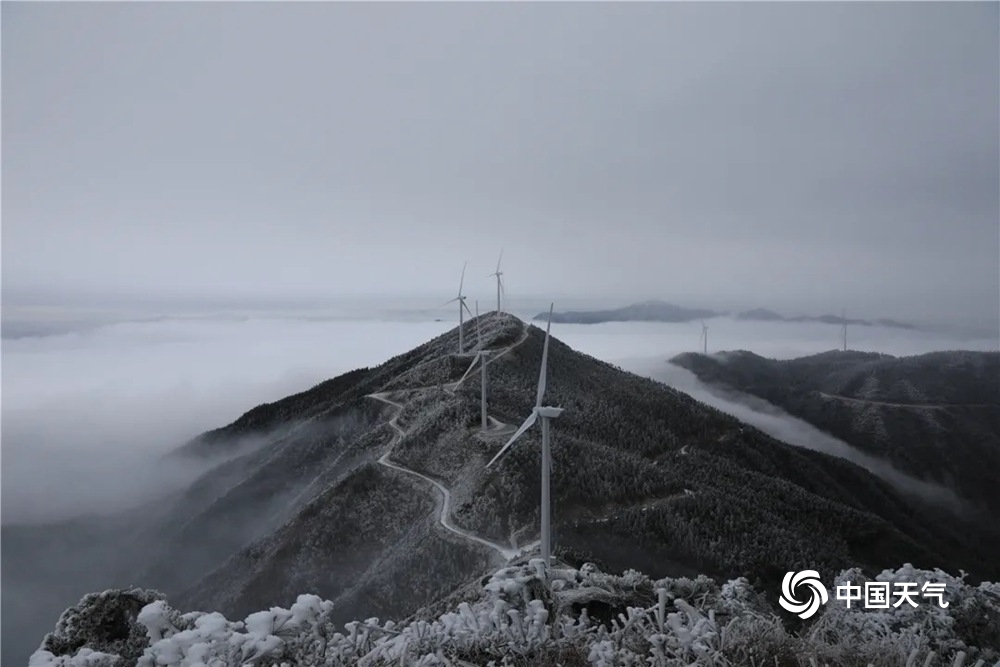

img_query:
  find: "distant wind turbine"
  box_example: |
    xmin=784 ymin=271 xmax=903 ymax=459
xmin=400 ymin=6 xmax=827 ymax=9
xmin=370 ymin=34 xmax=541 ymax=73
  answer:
xmin=699 ymin=321 xmax=709 ymax=355
xmin=486 ymin=302 xmax=562 ymax=568
xmin=841 ymin=308 xmax=848 ymax=352
xmin=455 ymin=300 xmax=492 ymax=431
xmin=443 ymin=262 xmax=474 ymax=353
xmin=488 ymin=250 xmax=505 ymax=314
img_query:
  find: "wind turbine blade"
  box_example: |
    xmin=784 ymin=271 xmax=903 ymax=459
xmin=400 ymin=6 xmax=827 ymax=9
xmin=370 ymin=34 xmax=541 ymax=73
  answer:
xmin=458 ymin=261 xmax=467 ymax=296
xmin=441 ymin=297 xmax=459 ymax=307
xmin=486 ymin=411 xmax=538 ymax=468
xmin=536 ymin=303 xmax=553 ymax=407
xmin=457 ymin=354 xmax=482 ymax=385
xmin=499 ymin=275 xmax=505 ymax=296
xmin=496 ymin=249 xmax=503 ymax=273
xmin=461 ymin=299 xmax=474 ymax=320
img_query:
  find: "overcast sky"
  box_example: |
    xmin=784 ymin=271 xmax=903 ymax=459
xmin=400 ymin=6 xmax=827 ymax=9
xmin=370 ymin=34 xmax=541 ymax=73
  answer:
xmin=3 ymin=2 xmax=998 ymax=326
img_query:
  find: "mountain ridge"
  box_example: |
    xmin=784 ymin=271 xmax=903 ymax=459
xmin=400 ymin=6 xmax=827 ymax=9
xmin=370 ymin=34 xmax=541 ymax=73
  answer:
xmin=8 ymin=314 xmax=998 ymax=666
xmin=530 ymin=301 xmax=917 ymax=328
xmin=533 ymin=300 xmax=720 ymax=324
xmin=735 ymin=308 xmax=917 ymax=329
xmin=158 ymin=315 xmax=999 ymax=615
xmin=670 ymin=348 xmax=1000 ymax=519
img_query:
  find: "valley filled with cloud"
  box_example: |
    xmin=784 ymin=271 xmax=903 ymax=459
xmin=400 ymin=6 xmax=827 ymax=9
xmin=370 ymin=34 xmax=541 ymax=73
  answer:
xmin=5 ymin=304 xmax=995 ymax=526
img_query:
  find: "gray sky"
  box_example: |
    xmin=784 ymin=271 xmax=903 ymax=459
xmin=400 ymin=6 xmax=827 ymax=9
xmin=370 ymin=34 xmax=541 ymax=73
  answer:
xmin=3 ymin=2 xmax=998 ymax=326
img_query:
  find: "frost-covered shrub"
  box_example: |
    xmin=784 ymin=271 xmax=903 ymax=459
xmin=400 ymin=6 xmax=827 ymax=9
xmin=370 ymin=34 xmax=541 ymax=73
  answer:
xmin=30 ymin=594 xmax=225 ymax=667
xmin=29 ymin=647 xmax=123 ymax=667
xmin=36 ymin=588 xmax=166 ymax=667
xmin=29 ymin=561 xmax=1000 ymax=667
xmin=807 ymin=564 xmax=1000 ymax=665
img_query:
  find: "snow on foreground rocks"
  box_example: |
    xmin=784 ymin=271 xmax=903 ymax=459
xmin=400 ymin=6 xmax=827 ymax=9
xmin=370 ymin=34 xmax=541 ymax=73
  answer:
xmin=29 ymin=560 xmax=1000 ymax=667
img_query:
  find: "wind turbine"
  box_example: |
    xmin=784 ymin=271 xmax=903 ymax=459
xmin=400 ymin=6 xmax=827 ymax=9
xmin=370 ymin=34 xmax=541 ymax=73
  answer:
xmin=841 ymin=308 xmax=848 ymax=352
xmin=443 ymin=262 xmax=474 ymax=353
xmin=455 ymin=300 xmax=491 ymax=431
xmin=488 ymin=250 xmax=505 ymax=314
xmin=486 ymin=302 xmax=562 ymax=568
xmin=699 ymin=320 xmax=709 ymax=355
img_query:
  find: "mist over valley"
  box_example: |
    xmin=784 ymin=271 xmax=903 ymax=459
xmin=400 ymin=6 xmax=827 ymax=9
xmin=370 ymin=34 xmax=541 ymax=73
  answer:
xmin=4 ymin=2 xmax=998 ymax=664
xmin=4 ymin=302 xmax=999 ymax=664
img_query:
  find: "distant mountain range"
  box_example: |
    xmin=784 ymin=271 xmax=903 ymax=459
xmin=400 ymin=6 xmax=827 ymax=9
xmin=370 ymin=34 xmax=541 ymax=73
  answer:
xmin=735 ymin=307 xmax=917 ymax=329
xmin=7 ymin=314 xmax=993 ymax=665
xmin=534 ymin=300 xmax=719 ymax=324
xmin=533 ymin=300 xmax=916 ymax=329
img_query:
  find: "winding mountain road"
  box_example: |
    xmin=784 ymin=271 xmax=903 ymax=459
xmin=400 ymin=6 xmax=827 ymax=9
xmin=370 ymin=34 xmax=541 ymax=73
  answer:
xmin=365 ymin=318 xmax=538 ymax=562
xmin=443 ymin=324 xmax=532 ymax=393
xmin=817 ymin=392 xmax=999 ymax=410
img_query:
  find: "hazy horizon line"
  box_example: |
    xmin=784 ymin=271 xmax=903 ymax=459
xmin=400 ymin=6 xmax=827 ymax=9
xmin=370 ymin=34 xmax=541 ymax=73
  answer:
xmin=4 ymin=284 xmax=992 ymax=326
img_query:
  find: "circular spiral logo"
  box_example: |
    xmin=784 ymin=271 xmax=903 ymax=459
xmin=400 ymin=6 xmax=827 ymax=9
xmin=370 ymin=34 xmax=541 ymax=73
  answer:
xmin=779 ymin=570 xmax=829 ymax=619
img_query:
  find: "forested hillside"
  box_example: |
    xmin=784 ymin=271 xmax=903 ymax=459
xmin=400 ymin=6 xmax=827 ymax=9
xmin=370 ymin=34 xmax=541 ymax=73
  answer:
xmin=671 ymin=349 xmax=1000 ymax=519
xmin=159 ymin=316 xmax=1000 ymax=623
xmin=14 ymin=316 xmax=1000 ymax=667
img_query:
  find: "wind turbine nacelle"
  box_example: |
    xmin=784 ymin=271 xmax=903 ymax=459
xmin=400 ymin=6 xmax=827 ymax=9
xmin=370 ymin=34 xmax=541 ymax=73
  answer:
xmin=536 ymin=406 xmax=564 ymax=418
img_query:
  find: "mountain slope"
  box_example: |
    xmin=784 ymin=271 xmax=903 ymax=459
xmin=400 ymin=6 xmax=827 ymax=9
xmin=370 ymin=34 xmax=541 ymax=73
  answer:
xmin=12 ymin=316 xmax=999 ymax=667
xmin=670 ymin=349 xmax=1000 ymax=520
xmin=146 ymin=316 xmax=999 ymax=625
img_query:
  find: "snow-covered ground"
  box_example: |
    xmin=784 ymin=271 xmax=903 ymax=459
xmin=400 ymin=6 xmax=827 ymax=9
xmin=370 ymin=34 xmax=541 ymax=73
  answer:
xmin=29 ymin=560 xmax=1000 ymax=667
xmin=365 ymin=320 xmax=540 ymax=561
xmin=368 ymin=391 xmax=536 ymax=561
xmin=5 ymin=305 xmax=998 ymax=665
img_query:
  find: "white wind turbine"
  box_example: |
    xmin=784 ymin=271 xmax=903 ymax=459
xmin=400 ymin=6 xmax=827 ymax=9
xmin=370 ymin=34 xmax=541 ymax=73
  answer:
xmin=455 ymin=300 xmax=492 ymax=431
xmin=841 ymin=308 xmax=848 ymax=352
xmin=443 ymin=262 xmax=474 ymax=354
xmin=485 ymin=302 xmax=562 ymax=568
xmin=699 ymin=320 xmax=709 ymax=355
xmin=488 ymin=250 xmax=505 ymax=314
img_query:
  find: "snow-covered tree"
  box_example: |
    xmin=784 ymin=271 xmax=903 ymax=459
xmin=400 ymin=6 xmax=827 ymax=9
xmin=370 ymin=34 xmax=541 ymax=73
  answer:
xmin=30 ymin=561 xmax=1000 ymax=667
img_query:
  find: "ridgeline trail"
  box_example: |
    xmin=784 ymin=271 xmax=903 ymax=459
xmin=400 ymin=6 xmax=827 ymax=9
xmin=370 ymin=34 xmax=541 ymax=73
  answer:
xmin=817 ymin=392 xmax=1000 ymax=410
xmin=366 ymin=317 xmax=538 ymax=562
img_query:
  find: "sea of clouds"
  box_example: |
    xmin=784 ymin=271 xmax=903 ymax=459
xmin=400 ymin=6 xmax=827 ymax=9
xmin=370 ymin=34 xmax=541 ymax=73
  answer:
xmin=3 ymin=300 xmax=997 ymax=525
xmin=2 ymin=298 xmax=996 ymax=666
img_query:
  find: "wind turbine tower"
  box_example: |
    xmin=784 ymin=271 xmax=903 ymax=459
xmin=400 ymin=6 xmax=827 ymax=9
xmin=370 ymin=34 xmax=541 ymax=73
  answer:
xmin=841 ymin=309 xmax=848 ymax=352
xmin=486 ymin=303 xmax=563 ymax=568
xmin=444 ymin=262 xmax=474 ymax=353
xmin=480 ymin=310 xmax=487 ymax=429
xmin=455 ymin=301 xmax=491 ymax=431
xmin=700 ymin=321 xmax=709 ymax=355
xmin=489 ymin=250 xmax=505 ymax=314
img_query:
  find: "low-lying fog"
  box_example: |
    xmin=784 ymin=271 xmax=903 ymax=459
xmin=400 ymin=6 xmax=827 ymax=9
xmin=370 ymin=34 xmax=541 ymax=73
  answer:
xmin=4 ymin=302 xmax=997 ymax=526
xmin=2 ymin=301 xmax=997 ymax=664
